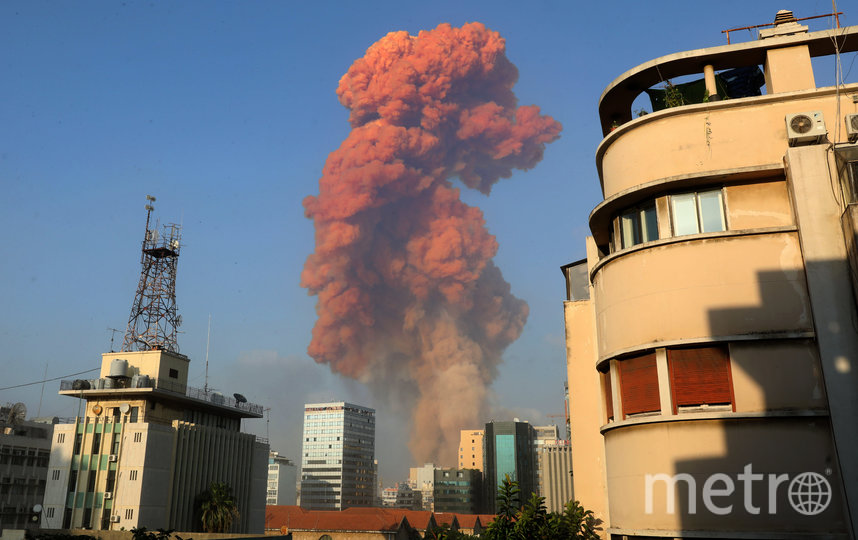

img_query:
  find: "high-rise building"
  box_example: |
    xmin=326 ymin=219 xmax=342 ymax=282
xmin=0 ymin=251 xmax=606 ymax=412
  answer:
xmin=408 ymin=463 xmax=436 ymax=511
xmin=457 ymin=429 xmax=484 ymax=471
xmin=0 ymin=412 xmax=54 ymax=530
xmin=299 ymin=402 xmax=376 ymax=510
xmin=537 ymin=440 xmax=573 ymax=513
xmin=482 ymin=420 xmax=536 ymax=513
xmin=564 ymin=11 xmax=858 ymax=539
xmin=531 ymin=425 xmax=559 ymax=500
xmin=39 ymin=201 xmax=268 ymax=533
xmin=267 ymin=451 xmax=297 ymax=506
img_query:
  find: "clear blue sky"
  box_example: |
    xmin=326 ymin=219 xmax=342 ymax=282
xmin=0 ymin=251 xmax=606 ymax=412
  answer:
xmin=1 ymin=1 xmax=851 ymax=482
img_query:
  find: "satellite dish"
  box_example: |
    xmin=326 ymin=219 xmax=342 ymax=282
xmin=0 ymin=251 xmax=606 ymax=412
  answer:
xmin=32 ymin=504 xmax=43 ymax=513
xmin=120 ymin=403 xmax=130 ymax=414
xmin=233 ymin=393 xmax=247 ymax=404
xmin=8 ymin=403 xmax=26 ymax=425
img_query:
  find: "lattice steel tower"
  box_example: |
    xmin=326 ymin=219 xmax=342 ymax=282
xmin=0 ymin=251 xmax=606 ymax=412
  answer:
xmin=122 ymin=195 xmax=183 ymax=353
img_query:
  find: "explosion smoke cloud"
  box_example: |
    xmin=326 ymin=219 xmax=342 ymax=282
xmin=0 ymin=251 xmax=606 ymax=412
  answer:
xmin=301 ymin=22 xmax=561 ymax=464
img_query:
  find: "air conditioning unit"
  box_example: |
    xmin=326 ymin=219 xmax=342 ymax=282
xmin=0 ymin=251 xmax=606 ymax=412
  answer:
xmin=846 ymin=114 xmax=858 ymax=143
xmin=110 ymin=515 xmax=120 ymax=523
xmin=108 ymin=454 xmax=118 ymax=462
xmin=104 ymin=492 xmax=113 ymax=500
xmin=786 ymin=111 xmax=826 ymax=146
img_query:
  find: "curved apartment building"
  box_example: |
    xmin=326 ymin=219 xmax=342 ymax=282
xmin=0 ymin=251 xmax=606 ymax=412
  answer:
xmin=564 ymin=14 xmax=858 ymax=540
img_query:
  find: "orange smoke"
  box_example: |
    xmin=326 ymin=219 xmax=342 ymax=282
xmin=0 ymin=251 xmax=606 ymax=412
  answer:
xmin=301 ymin=22 xmax=561 ymax=465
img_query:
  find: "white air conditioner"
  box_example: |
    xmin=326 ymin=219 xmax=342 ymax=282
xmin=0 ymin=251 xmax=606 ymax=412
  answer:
xmin=104 ymin=492 xmax=113 ymax=500
xmin=108 ymin=454 xmax=118 ymax=462
xmin=846 ymin=114 xmax=858 ymax=143
xmin=110 ymin=515 xmax=120 ymax=523
xmin=786 ymin=111 xmax=826 ymax=146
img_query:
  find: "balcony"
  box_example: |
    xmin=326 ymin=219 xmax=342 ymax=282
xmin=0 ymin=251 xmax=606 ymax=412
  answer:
xmin=58 ymin=377 xmax=263 ymax=416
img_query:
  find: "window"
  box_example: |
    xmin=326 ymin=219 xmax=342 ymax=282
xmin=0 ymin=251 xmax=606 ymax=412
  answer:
xmin=57 ymin=433 xmax=65 ymax=444
xmin=618 ymin=352 xmax=660 ymax=418
xmin=46 ymin=507 xmax=55 ymax=518
xmin=68 ymin=470 xmax=78 ymax=492
xmin=670 ymin=189 xmax=726 ymax=236
xmin=600 ymin=366 xmax=614 ymax=422
xmin=133 ymin=432 xmax=142 ymax=443
xmin=91 ymin=433 xmax=101 ymax=454
xmin=129 ymin=406 xmax=139 ymax=423
xmin=619 ymin=202 xmax=658 ymax=248
xmin=668 ymin=345 xmax=734 ymax=413
xmin=169 ymin=368 xmax=178 ymax=379
xmin=86 ymin=471 xmax=96 ymax=492
xmin=125 ymin=508 xmax=134 ymax=520
xmin=129 ymin=470 xmax=138 ymax=481
xmin=51 ymin=469 xmax=61 ymax=481
xmin=73 ymin=434 xmax=82 ymax=455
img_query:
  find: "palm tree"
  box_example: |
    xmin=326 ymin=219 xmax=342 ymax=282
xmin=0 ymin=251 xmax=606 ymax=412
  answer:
xmin=198 ymin=481 xmax=240 ymax=533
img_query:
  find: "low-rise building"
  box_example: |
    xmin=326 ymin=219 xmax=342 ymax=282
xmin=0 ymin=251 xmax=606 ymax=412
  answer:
xmin=433 ymin=468 xmax=481 ymax=514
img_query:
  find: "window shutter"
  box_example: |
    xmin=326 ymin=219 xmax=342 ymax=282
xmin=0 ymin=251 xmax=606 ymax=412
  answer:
xmin=618 ymin=352 xmax=660 ymax=417
xmin=668 ymin=346 xmax=733 ymax=411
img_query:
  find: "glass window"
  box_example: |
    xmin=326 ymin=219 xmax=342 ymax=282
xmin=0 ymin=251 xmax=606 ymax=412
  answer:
xmin=619 ymin=202 xmax=658 ymax=249
xmin=671 ymin=189 xmax=726 ymax=236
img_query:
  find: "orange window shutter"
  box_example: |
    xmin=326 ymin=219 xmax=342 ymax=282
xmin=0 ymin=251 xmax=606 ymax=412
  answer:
xmin=668 ymin=346 xmax=732 ymax=410
xmin=618 ymin=352 xmax=660 ymax=417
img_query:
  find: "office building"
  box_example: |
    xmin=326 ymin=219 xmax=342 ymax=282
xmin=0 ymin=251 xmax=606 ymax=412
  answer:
xmin=267 ymin=451 xmax=297 ymax=506
xmin=299 ymin=402 xmax=375 ymax=510
xmin=457 ymin=429 xmax=484 ymax=471
xmin=482 ymin=420 xmax=535 ymax=513
xmin=408 ymin=463 xmax=436 ymax=511
xmin=40 ymin=202 xmax=268 ymax=533
xmin=433 ymin=468 xmax=481 ymax=514
xmin=0 ymin=412 xmax=54 ymax=530
xmin=564 ymin=11 xmax=858 ymax=539
xmin=537 ymin=440 xmax=573 ymax=513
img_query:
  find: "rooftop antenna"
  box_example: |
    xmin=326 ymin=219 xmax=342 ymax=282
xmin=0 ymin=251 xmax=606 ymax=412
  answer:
xmin=107 ymin=327 xmax=123 ymax=352
xmin=122 ymin=195 xmax=183 ymax=353
xmin=204 ymin=314 xmax=211 ymax=393
xmin=264 ymin=407 xmax=272 ymax=441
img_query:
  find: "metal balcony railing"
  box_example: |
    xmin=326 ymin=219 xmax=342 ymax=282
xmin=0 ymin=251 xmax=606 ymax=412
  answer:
xmin=59 ymin=377 xmax=263 ymax=415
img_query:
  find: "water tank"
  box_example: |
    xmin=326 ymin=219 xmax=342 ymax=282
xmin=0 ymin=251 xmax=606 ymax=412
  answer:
xmin=109 ymin=359 xmax=129 ymax=378
xmin=95 ymin=379 xmax=105 ymax=390
xmin=71 ymin=380 xmax=91 ymax=391
xmin=103 ymin=378 xmax=115 ymax=389
xmin=135 ymin=375 xmax=150 ymax=388
xmin=211 ymin=392 xmax=225 ymax=405
xmin=130 ymin=374 xmax=140 ymax=388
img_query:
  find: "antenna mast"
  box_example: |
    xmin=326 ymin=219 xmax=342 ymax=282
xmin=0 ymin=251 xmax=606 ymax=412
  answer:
xmin=204 ymin=314 xmax=211 ymax=393
xmin=122 ymin=195 xmax=183 ymax=353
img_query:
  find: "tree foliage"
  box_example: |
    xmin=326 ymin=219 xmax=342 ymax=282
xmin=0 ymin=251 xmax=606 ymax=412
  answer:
xmin=482 ymin=476 xmax=599 ymax=540
xmin=197 ymin=481 xmax=240 ymax=533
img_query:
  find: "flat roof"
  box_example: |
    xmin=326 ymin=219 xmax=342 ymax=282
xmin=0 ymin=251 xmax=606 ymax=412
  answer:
xmin=598 ymin=25 xmax=858 ymax=135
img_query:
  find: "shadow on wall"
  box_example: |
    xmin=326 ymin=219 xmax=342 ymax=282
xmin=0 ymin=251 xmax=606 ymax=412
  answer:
xmin=664 ymin=263 xmax=858 ymax=537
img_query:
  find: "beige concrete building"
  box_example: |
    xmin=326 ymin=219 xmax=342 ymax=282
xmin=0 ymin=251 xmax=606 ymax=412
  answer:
xmin=564 ymin=13 xmax=858 ymax=540
xmin=457 ymin=430 xmax=484 ymax=471
xmin=0 ymin=415 xmax=54 ymax=530
xmin=537 ymin=440 xmax=573 ymax=514
xmin=40 ymin=350 xmax=268 ymax=532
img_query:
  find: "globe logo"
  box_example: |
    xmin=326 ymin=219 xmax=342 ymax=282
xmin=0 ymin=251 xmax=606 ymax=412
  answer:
xmin=788 ymin=472 xmax=832 ymax=516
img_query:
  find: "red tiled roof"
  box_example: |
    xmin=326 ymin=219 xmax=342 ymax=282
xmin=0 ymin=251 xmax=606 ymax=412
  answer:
xmin=380 ymin=509 xmax=435 ymax=530
xmin=452 ymin=513 xmax=480 ymax=528
xmin=476 ymin=514 xmax=497 ymax=524
xmin=433 ymin=513 xmax=459 ymax=527
xmin=266 ymin=506 xmax=406 ymax=533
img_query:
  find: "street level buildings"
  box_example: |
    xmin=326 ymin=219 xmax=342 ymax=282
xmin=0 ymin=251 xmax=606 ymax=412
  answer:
xmin=299 ymin=402 xmax=376 ymax=510
xmin=564 ymin=11 xmax=858 ymax=539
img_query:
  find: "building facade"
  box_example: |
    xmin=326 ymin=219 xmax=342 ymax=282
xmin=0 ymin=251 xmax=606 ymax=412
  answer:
xmin=40 ymin=350 xmax=268 ymax=532
xmin=0 ymin=416 xmax=54 ymax=530
xmin=433 ymin=468 xmax=481 ymax=514
xmin=536 ymin=440 xmax=573 ymax=513
xmin=482 ymin=420 xmax=535 ymax=514
xmin=299 ymin=402 xmax=376 ymax=510
xmin=564 ymin=12 xmax=858 ymax=539
xmin=408 ymin=463 xmax=436 ymax=511
xmin=267 ymin=451 xmax=297 ymax=506
xmin=457 ymin=430 xmax=484 ymax=471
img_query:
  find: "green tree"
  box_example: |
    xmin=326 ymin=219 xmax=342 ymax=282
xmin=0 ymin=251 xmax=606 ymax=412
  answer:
xmin=197 ymin=481 xmax=240 ymax=533
xmin=483 ymin=475 xmax=519 ymax=540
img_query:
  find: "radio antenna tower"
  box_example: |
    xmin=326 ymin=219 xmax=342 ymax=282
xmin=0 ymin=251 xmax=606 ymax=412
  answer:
xmin=122 ymin=195 xmax=183 ymax=353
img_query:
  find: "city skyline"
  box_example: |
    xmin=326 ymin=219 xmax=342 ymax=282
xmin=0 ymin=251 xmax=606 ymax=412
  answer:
xmin=1 ymin=1 xmax=852 ymax=482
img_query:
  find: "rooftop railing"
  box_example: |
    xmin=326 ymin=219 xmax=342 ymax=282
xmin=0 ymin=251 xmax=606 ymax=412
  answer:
xmin=59 ymin=377 xmax=264 ymax=416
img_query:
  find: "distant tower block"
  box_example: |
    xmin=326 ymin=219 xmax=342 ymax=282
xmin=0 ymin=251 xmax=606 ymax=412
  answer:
xmin=122 ymin=195 xmax=183 ymax=352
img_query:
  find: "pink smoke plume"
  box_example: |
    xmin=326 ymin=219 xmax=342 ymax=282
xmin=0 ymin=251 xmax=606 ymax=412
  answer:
xmin=301 ymin=22 xmax=561 ymax=464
